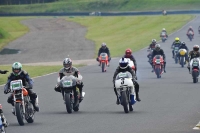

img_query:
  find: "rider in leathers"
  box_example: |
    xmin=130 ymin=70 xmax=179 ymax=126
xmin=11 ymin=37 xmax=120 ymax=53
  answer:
xmin=177 ymin=42 xmax=189 ymax=62
xmin=148 ymin=39 xmax=157 ymax=50
xmin=151 ymin=44 xmax=166 ymax=73
xmin=187 ymin=45 xmax=200 ymax=72
xmin=96 ymin=42 xmax=111 ymax=63
xmin=124 ymin=48 xmax=137 ymax=73
xmin=113 ymin=58 xmax=141 ymax=104
xmin=171 ymin=37 xmax=182 ymax=58
xmin=54 ymin=58 xmax=84 ymax=102
xmin=4 ymin=62 xmax=39 ymax=112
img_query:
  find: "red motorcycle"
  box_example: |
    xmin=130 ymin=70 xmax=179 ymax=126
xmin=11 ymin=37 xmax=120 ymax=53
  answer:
xmin=98 ymin=53 xmax=109 ymax=72
xmin=152 ymin=55 xmax=164 ymax=78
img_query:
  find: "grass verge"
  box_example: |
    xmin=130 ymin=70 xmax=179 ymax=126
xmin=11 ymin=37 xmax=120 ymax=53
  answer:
xmin=66 ymin=15 xmax=194 ymax=56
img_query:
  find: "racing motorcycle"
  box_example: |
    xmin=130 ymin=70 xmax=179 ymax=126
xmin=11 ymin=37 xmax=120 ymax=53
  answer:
xmin=189 ymin=58 xmax=200 ymax=83
xmin=172 ymin=45 xmax=179 ymax=64
xmin=57 ymin=74 xmax=85 ymax=113
xmin=187 ymin=30 xmax=194 ymax=41
xmin=152 ymin=55 xmax=164 ymax=78
xmin=160 ymin=32 xmax=167 ymax=42
xmin=179 ymin=49 xmax=187 ymax=67
xmin=0 ymin=116 xmax=6 ymax=133
xmin=9 ymin=80 xmax=36 ymax=126
xmin=98 ymin=53 xmax=109 ymax=72
xmin=114 ymin=72 xmax=136 ymax=113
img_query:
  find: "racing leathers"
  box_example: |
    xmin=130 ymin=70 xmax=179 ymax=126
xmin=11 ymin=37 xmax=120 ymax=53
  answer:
xmin=160 ymin=31 xmax=168 ymax=38
xmin=54 ymin=67 xmax=84 ymax=102
xmin=124 ymin=54 xmax=137 ymax=73
xmin=171 ymin=41 xmax=181 ymax=58
xmin=187 ymin=51 xmax=200 ymax=72
xmin=151 ymin=49 xmax=166 ymax=72
xmin=97 ymin=47 xmax=111 ymax=62
xmin=113 ymin=66 xmax=141 ymax=102
xmin=4 ymin=70 xmax=39 ymax=112
xmin=187 ymin=28 xmax=194 ymax=38
xmin=178 ymin=44 xmax=189 ymax=62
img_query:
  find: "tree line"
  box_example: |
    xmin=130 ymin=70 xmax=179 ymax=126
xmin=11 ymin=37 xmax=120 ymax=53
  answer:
xmin=0 ymin=0 xmax=58 ymax=5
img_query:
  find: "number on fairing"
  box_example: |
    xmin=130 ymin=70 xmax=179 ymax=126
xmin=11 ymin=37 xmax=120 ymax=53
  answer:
xmin=62 ymin=80 xmax=72 ymax=87
xmin=193 ymin=62 xmax=199 ymax=66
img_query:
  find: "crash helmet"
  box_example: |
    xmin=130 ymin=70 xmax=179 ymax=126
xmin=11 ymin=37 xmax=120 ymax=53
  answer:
xmin=12 ymin=62 xmax=22 ymax=76
xmin=193 ymin=45 xmax=199 ymax=52
xmin=119 ymin=58 xmax=129 ymax=69
xmin=125 ymin=48 xmax=132 ymax=58
xmin=63 ymin=58 xmax=72 ymax=70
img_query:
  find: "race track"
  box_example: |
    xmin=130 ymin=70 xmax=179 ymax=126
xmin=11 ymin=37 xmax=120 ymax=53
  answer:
xmin=1 ymin=15 xmax=200 ymax=133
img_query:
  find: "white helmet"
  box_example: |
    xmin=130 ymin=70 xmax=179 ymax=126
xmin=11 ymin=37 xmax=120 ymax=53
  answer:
xmin=102 ymin=42 xmax=106 ymax=47
xmin=155 ymin=44 xmax=161 ymax=51
xmin=162 ymin=28 xmax=166 ymax=31
xmin=119 ymin=58 xmax=129 ymax=69
xmin=63 ymin=58 xmax=72 ymax=70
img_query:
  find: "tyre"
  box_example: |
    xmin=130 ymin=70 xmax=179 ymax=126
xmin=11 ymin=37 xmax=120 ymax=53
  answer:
xmin=192 ymin=71 xmax=198 ymax=83
xmin=15 ymin=103 xmax=25 ymax=126
xmin=102 ymin=62 xmax=105 ymax=72
xmin=65 ymin=93 xmax=73 ymax=113
xmin=175 ymin=55 xmax=178 ymax=64
xmin=155 ymin=68 xmax=161 ymax=78
xmin=121 ymin=91 xmax=129 ymax=113
xmin=180 ymin=57 xmax=184 ymax=68
xmin=25 ymin=103 xmax=34 ymax=123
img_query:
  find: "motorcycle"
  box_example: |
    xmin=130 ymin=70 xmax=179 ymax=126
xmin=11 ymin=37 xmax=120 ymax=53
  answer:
xmin=114 ymin=72 xmax=136 ymax=113
xmin=189 ymin=58 xmax=200 ymax=83
xmin=187 ymin=30 xmax=194 ymax=41
xmin=160 ymin=32 xmax=167 ymax=42
xmin=58 ymin=74 xmax=85 ymax=113
xmin=9 ymin=80 xmax=36 ymax=126
xmin=0 ymin=116 xmax=6 ymax=133
xmin=152 ymin=55 xmax=164 ymax=78
xmin=178 ymin=49 xmax=187 ymax=67
xmin=173 ymin=46 xmax=179 ymax=64
xmin=98 ymin=53 xmax=109 ymax=72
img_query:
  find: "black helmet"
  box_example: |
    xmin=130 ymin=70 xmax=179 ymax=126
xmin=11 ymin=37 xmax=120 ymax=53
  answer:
xmin=181 ymin=41 xmax=186 ymax=46
xmin=193 ymin=45 xmax=199 ymax=52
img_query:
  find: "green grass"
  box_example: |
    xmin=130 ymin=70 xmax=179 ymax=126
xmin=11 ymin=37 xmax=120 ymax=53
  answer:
xmin=66 ymin=15 xmax=194 ymax=56
xmin=0 ymin=0 xmax=200 ymax=13
xmin=0 ymin=17 xmax=30 ymax=49
xmin=0 ymin=64 xmax=83 ymax=85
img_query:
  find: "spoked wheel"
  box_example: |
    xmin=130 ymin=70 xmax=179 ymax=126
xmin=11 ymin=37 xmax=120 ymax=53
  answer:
xmin=25 ymin=103 xmax=34 ymax=123
xmin=15 ymin=103 xmax=25 ymax=126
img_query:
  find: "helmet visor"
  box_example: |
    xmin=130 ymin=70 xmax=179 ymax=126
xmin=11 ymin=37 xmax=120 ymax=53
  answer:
xmin=64 ymin=64 xmax=71 ymax=68
xmin=119 ymin=62 xmax=128 ymax=68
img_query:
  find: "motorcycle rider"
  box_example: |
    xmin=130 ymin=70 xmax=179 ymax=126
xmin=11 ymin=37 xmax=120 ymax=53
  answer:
xmin=4 ymin=62 xmax=39 ymax=113
xmin=113 ymin=58 xmax=141 ymax=104
xmin=0 ymin=104 xmax=8 ymax=127
xmin=148 ymin=39 xmax=157 ymax=50
xmin=54 ymin=58 xmax=84 ymax=102
xmin=124 ymin=48 xmax=137 ymax=74
xmin=171 ymin=37 xmax=182 ymax=58
xmin=187 ymin=45 xmax=200 ymax=72
xmin=160 ymin=28 xmax=168 ymax=38
xmin=96 ymin=42 xmax=111 ymax=65
xmin=151 ymin=44 xmax=166 ymax=73
xmin=186 ymin=26 xmax=194 ymax=38
xmin=177 ymin=41 xmax=189 ymax=62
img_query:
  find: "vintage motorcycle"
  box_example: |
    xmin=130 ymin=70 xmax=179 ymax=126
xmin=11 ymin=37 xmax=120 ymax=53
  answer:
xmin=179 ymin=49 xmax=187 ymax=67
xmin=152 ymin=55 xmax=164 ymax=78
xmin=114 ymin=72 xmax=136 ymax=113
xmin=57 ymin=74 xmax=85 ymax=113
xmin=98 ymin=53 xmax=109 ymax=72
xmin=187 ymin=30 xmax=194 ymax=41
xmin=172 ymin=45 xmax=180 ymax=64
xmin=189 ymin=58 xmax=200 ymax=83
xmin=9 ymin=80 xmax=36 ymax=126
xmin=160 ymin=32 xmax=167 ymax=42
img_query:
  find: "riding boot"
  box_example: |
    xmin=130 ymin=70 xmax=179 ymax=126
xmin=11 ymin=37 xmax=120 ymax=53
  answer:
xmin=134 ymin=81 xmax=141 ymax=102
xmin=114 ymin=87 xmax=120 ymax=105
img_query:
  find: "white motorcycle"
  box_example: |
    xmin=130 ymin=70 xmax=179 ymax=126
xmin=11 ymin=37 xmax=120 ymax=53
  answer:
xmin=56 ymin=74 xmax=85 ymax=113
xmin=189 ymin=58 xmax=200 ymax=83
xmin=114 ymin=72 xmax=136 ymax=113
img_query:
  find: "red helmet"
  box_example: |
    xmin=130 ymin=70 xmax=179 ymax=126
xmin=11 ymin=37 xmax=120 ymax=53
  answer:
xmin=125 ymin=48 xmax=132 ymax=57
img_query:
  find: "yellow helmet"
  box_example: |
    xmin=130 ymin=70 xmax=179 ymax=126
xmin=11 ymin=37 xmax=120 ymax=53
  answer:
xmin=175 ymin=37 xmax=179 ymax=41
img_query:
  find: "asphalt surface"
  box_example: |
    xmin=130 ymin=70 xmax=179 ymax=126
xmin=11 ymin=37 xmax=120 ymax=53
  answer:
xmin=1 ymin=16 xmax=200 ymax=133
